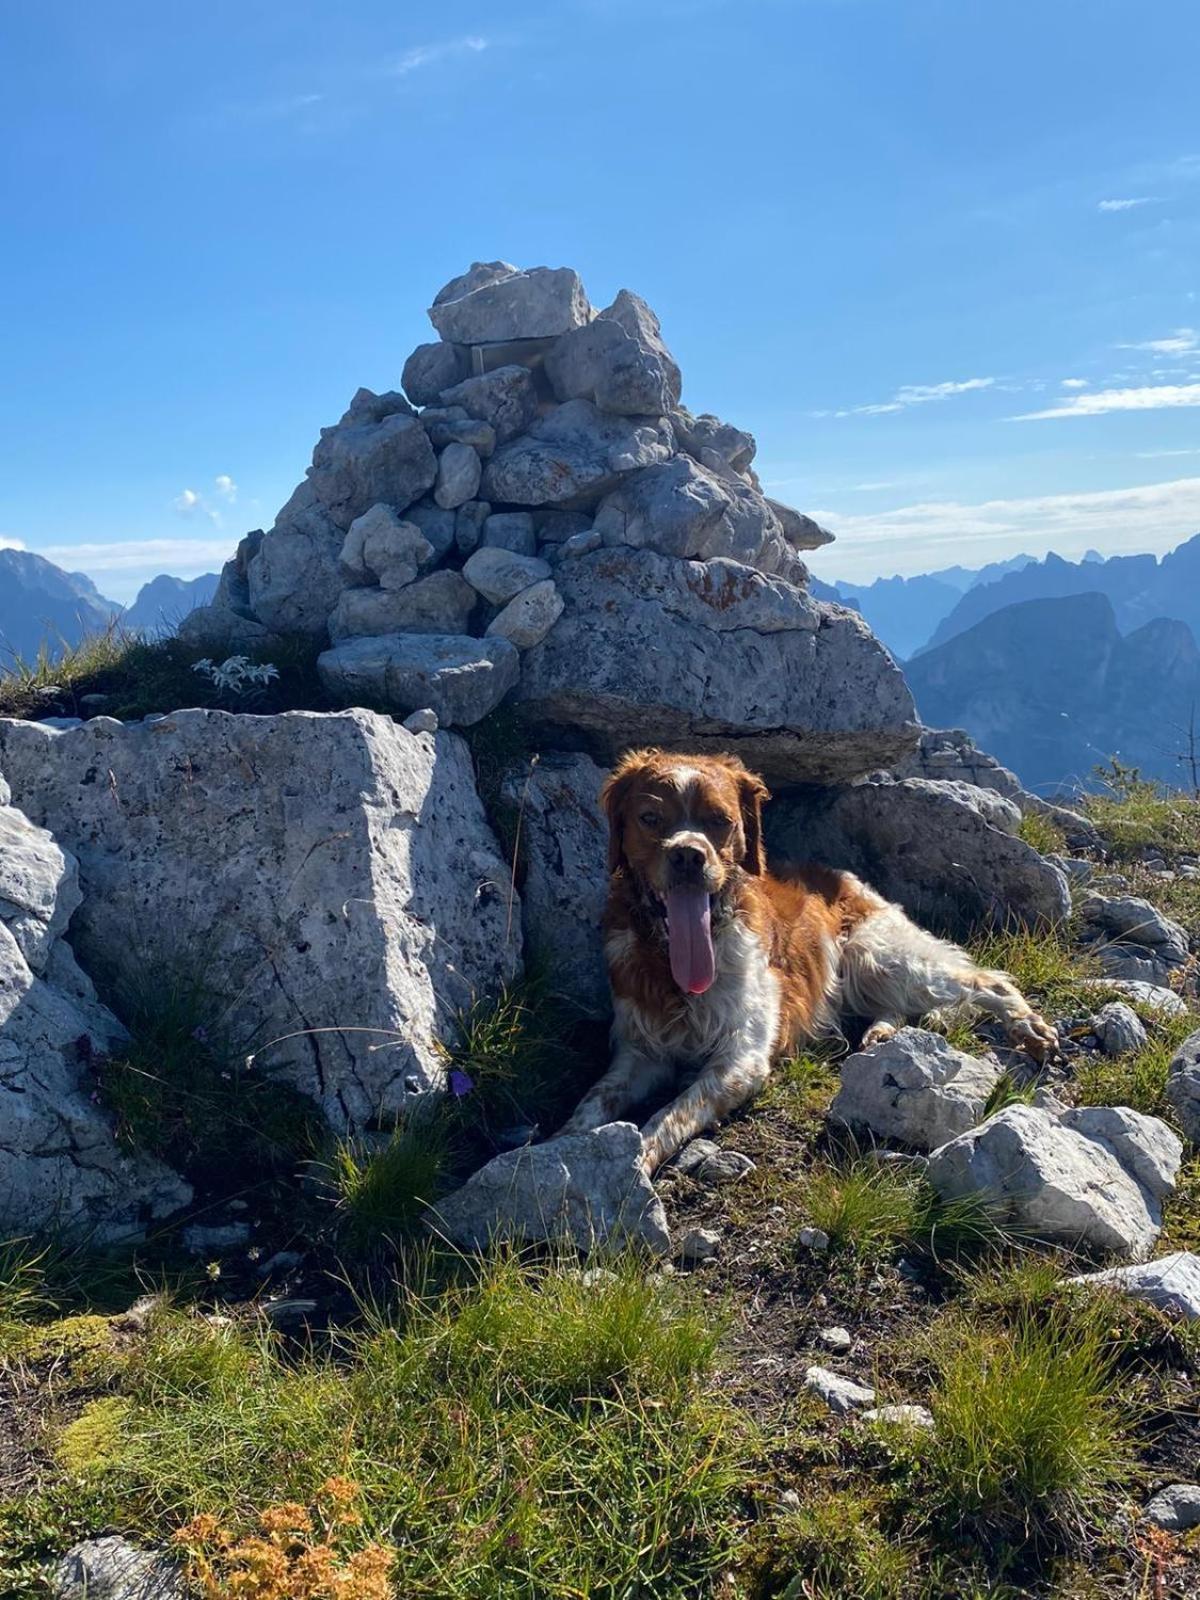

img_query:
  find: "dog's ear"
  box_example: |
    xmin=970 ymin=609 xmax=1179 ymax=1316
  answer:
xmin=599 ymin=756 xmax=646 ymax=875
xmin=738 ymin=770 xmax=770 ymax=875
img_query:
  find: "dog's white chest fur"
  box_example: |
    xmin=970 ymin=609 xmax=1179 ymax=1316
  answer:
xmin=613 ymin=916 xmax=782 ymax=1065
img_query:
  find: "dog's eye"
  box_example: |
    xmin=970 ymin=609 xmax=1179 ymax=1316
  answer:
xmin=704 ymin=815 xmax=732 ymax=833
xmin=639 ymin=811 xmax=662 ymax=830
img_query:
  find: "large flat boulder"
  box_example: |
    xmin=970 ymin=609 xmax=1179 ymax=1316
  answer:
xmin=0 ymin=711 xmax=520 ymax=1126
xmin=0 ymin=789 xmax=190 ymax=1241
xmin=516 ymin=547 xmax=918 ymax=784
xmin=480 ymin=401 xmax=673 ymax=510
xmin=767 ymin=775 xmax=1071 ymax=933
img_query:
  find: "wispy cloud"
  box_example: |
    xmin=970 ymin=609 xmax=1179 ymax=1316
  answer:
xmin=1119 ymin=327 xmax=1198 ymax=356
xmin=1137 ymin=447 xmax=1200 ymax=459
xmin=388 ymin=35 xmax=488 ymax=76
xmin=1010 ymin=383 xmax=1200 ymax=420
xmin=810 ymin=477 xmax=1200 ymax=584
xmin=1060 ymin=377 xmax=1089 ymax=389
xmin=0 ymin=535 xmax=26 ymax=552
xmin=822 ymin=376 xmax=995 ymax=419
xmin=1098 ymin=196 xmax=1159 ymax=212
xmin=173 ymin=476 xmax=238 ymax=522
xmin=36 ymin=537 xmax=234 ymax=576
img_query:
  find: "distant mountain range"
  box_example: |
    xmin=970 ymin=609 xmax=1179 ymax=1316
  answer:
xmin=0 ymin=550 xmax=217 ymax=663
xmin=818 ymin=537 xmax=1200 ymax=664
xmin=906 ymin=591 xmax=1200 ymax=793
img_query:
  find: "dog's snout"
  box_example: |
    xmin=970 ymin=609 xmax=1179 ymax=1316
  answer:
xmin=668 ymin=841 xmax=706 ymax=876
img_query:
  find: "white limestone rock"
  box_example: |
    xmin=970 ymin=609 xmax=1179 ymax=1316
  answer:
xmin=830 ymin=1028 xmax=1002 ymax=1152
xmin=317 ymin=633 xmax=520 ymax=726
xmin=430 ymin=1121 xmax=669 ymax=1254
xmin=339 ymin=505 xmax=434 ymax=590
xmin=0 ymin=792 xmax=190 ymax=1242
xmin=486 ymin=580 xmax=564 ymax=649
xmin=480 ymin=401 xmax=673 ymax=509
xmin=0 ymin=710 xmax=521 ymax=1126
xmin=927 ymin=1103 xmax=1180 ymax=1260
xmin=1068 ymin=1251 xmax=1200 ymax=1320
xmin=433 ymin=441 xmax=483 ymax=510
xmin=517 ymin=546 xmax=918 ymax=785
xmin=1166 ymin=1029 xmax=1200 ymax=1144
xmin=328 ymin=571 xmax=477 ymax=642
xmin=499 ymin=752 xmax=610 ymax=1018
xmin=463 ymin=547 xmax=551 ymax=605
xmin=48 ymin=1535 xmax=185 ymax=1599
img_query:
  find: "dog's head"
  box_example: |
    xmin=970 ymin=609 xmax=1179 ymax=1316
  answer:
xmin=599 ymin=750 xmax=770 ymax=995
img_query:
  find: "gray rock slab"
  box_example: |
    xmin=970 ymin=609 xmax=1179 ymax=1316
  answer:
xmin=328 ymin=571 xmax=477 ymax=641
xmin=1068 ymin=1251 xmax=1200 ymax=1320
xmin=433 ymin=441 xmax=483 ymax=509
xmin=486 ymin=580 xmax=563 ymax=649
xmin=480 ymin=401 xmax=673 ymax=509
xmin=927 ymin=1103 xmax=1178 ymax=1260
xmin=517 ymin=547 xmax=917 ymax=785
xmin=499 ymin=751 xmax=610 ymax=1018
xmin=402 ymin=340 xmax=469 ymax=406
xmin=430 ymin=1121 xmax=669 ymax=1254
xmin=768 ymin=776 xmax=1071 ymax=935
xmin=438 ymin=365 xmax=540 ymax=445
xmin=429 ymin=263 xmax=591 ymax=343
xmin=318 ymin=633 xmax=520 ymax=727
xmin=48 ymin=1536 xmax=185 ymax=1599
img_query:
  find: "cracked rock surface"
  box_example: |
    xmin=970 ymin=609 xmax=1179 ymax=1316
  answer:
xmin=0 ymin=782 xmax=190 ymax=1240
xmin=0 ymin=709 xmax=521 ymax=1127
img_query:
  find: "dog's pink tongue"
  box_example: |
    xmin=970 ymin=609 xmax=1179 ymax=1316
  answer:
xmin=666 ymin=887 xmax=715 ymax=995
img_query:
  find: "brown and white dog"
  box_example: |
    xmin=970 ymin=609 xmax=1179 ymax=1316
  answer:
xmin=559 ymin=749 xmax=1057 ymax=1173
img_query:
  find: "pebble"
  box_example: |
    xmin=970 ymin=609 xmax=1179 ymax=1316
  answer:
xmin=818 ymin=1325 xmax=853 ymax=1353
xmin=860 ymin=1403 xmax=934 ymax=1430
xmin=678 ymin=1226 xmax=721 ymax=1264
xmin=1143 ymin=1483 xmax=1200 ymax=1531
xmin=804 ymin=1366 xmax=876 ymax=1414
xmin=402 ymin=707 xmax=439 ymax=734
xmin=797 ymin=1226 xmax=831 ymax=1252
xmin=181 ymin=1222 xmax=251 ymax=1255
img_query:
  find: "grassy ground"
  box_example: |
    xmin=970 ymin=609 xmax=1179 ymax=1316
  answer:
xmin=3 ymin=672 xmax=1200 ymax=1594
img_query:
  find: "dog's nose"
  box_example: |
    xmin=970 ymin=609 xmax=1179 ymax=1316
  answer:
xmin=668 ymin=842 xmax=706 ymax=877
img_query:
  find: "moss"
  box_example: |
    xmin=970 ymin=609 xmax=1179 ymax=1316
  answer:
xmin=55 ymin=1396 xmax=131 ymax=1475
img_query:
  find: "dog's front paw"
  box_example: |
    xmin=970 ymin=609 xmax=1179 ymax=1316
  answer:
xmin=862 ymin=1020 xmax=900 ymax=1048
xmin=1007 ymin=1011 xmax=1059 ymax=1064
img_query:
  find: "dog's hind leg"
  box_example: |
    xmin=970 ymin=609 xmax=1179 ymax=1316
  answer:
xmin=840 ymin=903 xmax=1058 ymax=1062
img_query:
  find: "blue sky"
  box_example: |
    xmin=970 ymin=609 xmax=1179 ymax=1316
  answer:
xmin=2 ymin=0 xmax=1198 ymax=599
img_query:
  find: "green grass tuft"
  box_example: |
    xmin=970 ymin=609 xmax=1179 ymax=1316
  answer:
xmin=1018 ymin=809 xmax=1067 ymax=857
xmin=317 ymin=1114 xmax=451 ymax=1257
xmin=917 ymin=1300 xmax=1133 ymax=1542
xmin=799 ymin=1155 xmax=1000 ymax=1265
xmin=1074 ymin=1010 xmax=1197 ymax=1124
xmin=966 ymin=922 xmax=1102 ymax=1017
xmin=1083 ymin=766 xmax=1200 ymax=863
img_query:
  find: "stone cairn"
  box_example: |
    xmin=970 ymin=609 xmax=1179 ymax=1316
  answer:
xmin=182 ymin=260 xmax=918 ymax=784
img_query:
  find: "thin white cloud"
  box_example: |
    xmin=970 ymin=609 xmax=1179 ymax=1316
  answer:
xmin=1098 ymin=196 xmax=1158 ymax=212
xmin=1061 ymin=378 xmax=1089 ymax=389
xmin=827 ymin=376 xmax=995 ymax=419
xmin=214 ymin=474 xmax=237 ymax=501
xmin=36 ymin=538 xmax=234 ymax=575
xmin=173 ymin=489 xmax=201 ymax=514
xmin=810 ymin=477 xmax=1200 ymax=585
xmin=1010 ymin=383 xmax=1200 ymax=420
xmin=389 ymin=36 xmax=488 ymax=76
xmin=0 ymin=535 xmax=27 ymax=551
xmin=1122 ymin=328 xmax=1198 ymax=356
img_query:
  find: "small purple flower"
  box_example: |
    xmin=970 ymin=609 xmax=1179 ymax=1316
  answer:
xmin=449 ymin=1069 xmax=475 ymax=1099
xmin=191 ymin=1026 xmax=209 ymax=1044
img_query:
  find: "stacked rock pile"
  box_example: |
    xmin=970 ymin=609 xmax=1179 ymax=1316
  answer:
xmin=182 ymin=260 xmax=917 ymax=782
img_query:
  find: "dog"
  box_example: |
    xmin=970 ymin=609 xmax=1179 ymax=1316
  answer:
xmin=559 ymin=748 xmax=1058 ymax=1173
